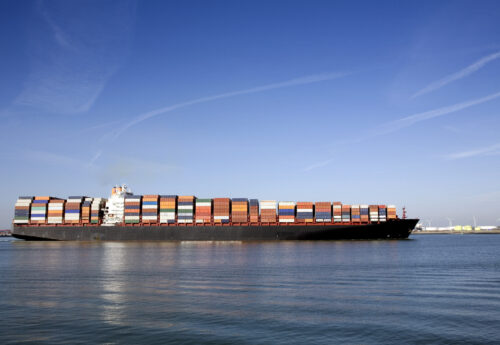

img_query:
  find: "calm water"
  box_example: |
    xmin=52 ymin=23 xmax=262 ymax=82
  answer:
xmin=1 ymin=235 xmax=499 ymax=344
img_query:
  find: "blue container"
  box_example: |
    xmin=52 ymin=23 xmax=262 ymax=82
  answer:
xmin=65 ymin=210 xmax=80 ymax=214
xmin=178 ymin=201 xmax=194 ymax=206
xmin=125 ymin=213 xmax=140 ymax=217
xmin=142 ymin=212 xmax=157 ymax=216
xmin=278 ymin=209 xmax=295 ymax=216
xmin=161 ymin=195 xmax=178 ymax=199
xmin=143 ymin=201 xmax=158 ymax=205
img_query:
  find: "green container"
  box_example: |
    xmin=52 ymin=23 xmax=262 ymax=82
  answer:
xmin=125 ymin=220 xmax=140 ymax=224
xmin=178 ymin=209 xmax=193 ymax=214
xmin=14 ymin=216 xmax=29 ymax=220
xmin=197 ymin=199 xmax=211 ymax=203
xmin=31 ymin=206 xmax=46 ymax=211
xmin=160 ymin=208 xmax=175 ymax=212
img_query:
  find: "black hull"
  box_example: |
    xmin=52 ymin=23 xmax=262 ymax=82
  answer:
xmin=12 ymin=219 xmax=418 ymax=241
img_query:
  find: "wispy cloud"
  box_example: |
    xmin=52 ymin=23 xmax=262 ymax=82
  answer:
xmin=304 ymin=159 xmax=332 ymax=172
xmin=107 ymin=72 xmax=349 ymax=140
xmin=20 ymin=149 xmax=91 ymax=170
xmin=446 ymin=143 xmax=500 ymax=160
xmin=376 ymin=90 xmax=500 ymax=136
xmin=412 ymin=51 xmax=500 ymax=98
xmin=304 ymin=90 xmax=500 ymax=171
xmin=13 ymin=1 xmax=136 ymax=114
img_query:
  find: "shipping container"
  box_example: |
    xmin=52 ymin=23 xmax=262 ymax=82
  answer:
xmin=260 ymin=200 xmax=277 ymax=222
xmin=124 ymin=195 xmax=142 ymax=224
xmin=159 ymin=195 xmax=177 ymax=223
xmin=316 ymin=202 xmax=332 ymax=222
xmin=142 ymin=195 xmax=159 ymax=223
xmin=278 ymin=201 xmax=295 ymax=223
xmin=177 ymin=196 xmax=195 ymax=223
xmin=232 ymin=198 xmax=248 ymax=223
xmin=14 ymin=196 xmax=33 ymax=224
xmin=296 ymin=201 xmax=313 ymax=222
xmin=195 ymin=198 xmax=212 ymax=223
xmin=249 ymin=199 xmax=259 ymax=222
xmin=213 ymin=198 xmax=230 ymax=223
xmin=369 ymin=205 xmax=379 ymax=222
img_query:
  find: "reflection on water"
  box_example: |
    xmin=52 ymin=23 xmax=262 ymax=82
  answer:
xmin=1 ymin=236 xmax=500 ymax=344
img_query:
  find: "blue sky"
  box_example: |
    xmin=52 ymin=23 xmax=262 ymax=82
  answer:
xmin=1 ymin=0 xmax=500 ymax=227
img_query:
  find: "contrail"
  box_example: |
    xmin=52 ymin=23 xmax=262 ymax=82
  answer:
xmin=304 ymin=90 xmax=500 ymax=171
xmin=446 ymin=143 xmax=500 ymax=160
xmin=412 ymin=51 xmax=500 ymax=98
xmin=108 ymin=72 xmax=348 ymax=140
xmin=378 ymin=90 xmax=500 ymax=135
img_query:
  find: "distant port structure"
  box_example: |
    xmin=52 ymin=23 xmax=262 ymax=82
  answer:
xmin=414 ymin=223 xmax=500 ymax=234
xmin=0 ymin=229 xmax=12 ymax=237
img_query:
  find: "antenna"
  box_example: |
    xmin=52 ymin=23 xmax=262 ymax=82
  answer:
xmin=473 ymin=216 xmax=477 ymax=228
xmin=446 ymin=217 xmax=453 ymax=228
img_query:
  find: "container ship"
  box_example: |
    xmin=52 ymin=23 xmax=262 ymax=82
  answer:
xmin=12 ymin=185 xmax=418 ymax=241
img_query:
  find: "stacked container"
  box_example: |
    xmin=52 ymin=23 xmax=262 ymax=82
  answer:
xmin=333 ymin=202 xmax=342 ymax=222
xmin=351 ymin=205 xmax=360 ymax=223
xmin=232 ymin=198 xmax=249 ymax=223
xmin=14 ymin=197 xmax=32 ymax=224
xmin=369 ymin=205 xmax=379 ymax=222
xmin=159 ymin=195 xmax=177 ymax=223
xmin=65 ymin=196 xmax=83 ymax=224
xmin=213 ymin=198 xmax=230 ymax=223
xmin=81 ymin=198 xmax=92 ymax=224
xmin=260 ymin=200 xmax=277 ymax=222
xmin=178 ymin=196 xmax=195 ymax=223
xmin=378 ymin=205 xmax=387 ymax=222
xmin=387 ymin=205 xmax=397 ymax=220
xmin=296 ymin=202 xmax=313 ymax=222
xmin=142 ymin=195 xmax=159 ymax=223
xmin=360 ymin=205 xmax=369 ymax=222
xmin=31 ymin=196 xmax=50 ymax=224
xmin=341 ymin=205 xmax=351 ymax=222
xmin=278 ymin=202 xmax=295 ymax=223
xmin=91 ymin=198 xmax=105 ymax=224
xmin=124 ymin=195 xmax=142 ymax=224
xmin=249 ymin=199 xmax=259 ymax=222
xmin=195 ymin=198 xmax=212 ymax=223
xmin=315 ymin=202 xmax=332 ymax=222
xmin=47 ymin=199 xmax=65 ymax=224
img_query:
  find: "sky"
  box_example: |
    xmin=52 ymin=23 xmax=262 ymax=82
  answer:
xmin=1 ymin=0 xmax=500 ymax=227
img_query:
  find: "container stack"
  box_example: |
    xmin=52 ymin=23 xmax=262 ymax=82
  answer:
xmin=195 ymin=198 xmax=212 ymax=223
xmin=249 ymin=199 xmax=259 ymax=222
xmin=333 ymin=202 xmax=342 ymax=222
xmin=315 ymin=202 xmax=332 ymax=222
xmin=369 ymin=205 xmax=379 ymax=222
xmin=378 ymin=205 xmax=387 ymax=222
xmin=65 ymin=196 xmax=83 ymax=224
xmin=341 ymin=205 xmax=351 ymax=222
xmin=159 ymin=195 xmax=177 ymax=223
xmin=81 ymin=198 xmax=92 ymax=224
xmin=260 ymin=200 xmax=277 ymax=222
xmin=387 ymin=205 xmax=397 ymax=220
xmin=278 ymin=202 xmax=295 ymax=223
xmin=296 ymin=202 xmax=313 ymax=222
xmin=351 ymin=205 xmax=360 ymax=223
xmin=360 ymin=205 xmax=369 ymax=222
xmin=124 ymin=195 xmax=142 ymax=224
xmin=14 ymin=197 xmax=32 ymax=224
xmin=31 ymin=196 xmax=50 ymax=224
xmin=142 ymin=195 xmax=159 ymax=223
xmin=91 ymin=198 xmax=105 ymax=224
xmin=178 ymin=196 xmax=195 ymax=223
xmin=47 ymin=199 xmax=64 ymax=224
xmin=213 ymin=198 xmax=230 ymax=223
xmin=232 ymin=198 xmax=249 ymax=223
